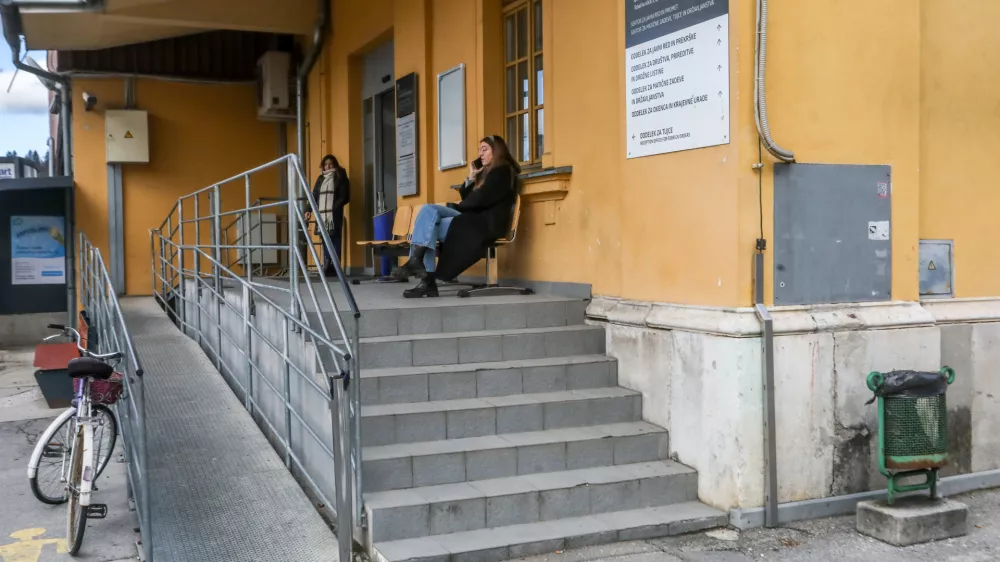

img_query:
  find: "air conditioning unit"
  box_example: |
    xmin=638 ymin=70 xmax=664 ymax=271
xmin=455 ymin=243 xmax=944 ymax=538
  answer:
xmin=257 ymin=51 xmax=294 ymax=121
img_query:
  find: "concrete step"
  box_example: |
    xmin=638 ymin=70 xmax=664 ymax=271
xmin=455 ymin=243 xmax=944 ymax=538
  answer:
xmin=360 ymin=355 xmax=618 ymax=406
xmin=342 ymin=325 xmax=606 ymax=370
xmin=363 ymin=421 xmax=668 ymax=492
xmin=313 ymin=298 xmax=590 ymax=338
xmin=373 ymin=502 xmax=726 ymax=562
xmin=364 ymin=461 xmax=700 ymax=543
xmin=361 ymin=387 xmax=641 ymax=447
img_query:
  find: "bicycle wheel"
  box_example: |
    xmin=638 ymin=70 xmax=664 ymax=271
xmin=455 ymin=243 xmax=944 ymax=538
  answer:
xmin=91 ymin=405 xmax=118 ymax=479
xmin=29 ymin=410 xmax=75 ymax=505
xmin=66 ymin=429 xmax=88 ymax=556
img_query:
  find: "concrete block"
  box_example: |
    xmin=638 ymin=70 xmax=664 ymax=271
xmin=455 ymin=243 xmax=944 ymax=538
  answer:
xmin=503 ymin=333 xmax=548 ymax=360
xmin=442 ymin=305 xmax=486 ymax=332
xmin=398 ymin=307 xmax=443 ymax=335
xmin=971 ymin=323 xmax=1000 ymax=472
xmin=544 ymin=398 xmax=592 ymax=429
xmin=567 ymin=361 xmax=612 ymax=390
xmin=450 ymin=546 xmax=509 ymax=562
xmin=566 ymin=300 xmax=589 ymax=325
xmin=429 ymin=371 xmax=477 ymax=401
xmin=486 ymin=303 xmax=527 ymax=330
xmin=355 ymin=309 xmax=399 ymax=338
xmin=396 ymin=412 xmax=447 ymax=443
xmin=477 ymin=368 xmax=523 ymax=397
xmin=361 ymin=377 xmax=380 ymax=405
xmin=466 ymin=448 xmax=518 ymax=481
xmin=363 ymin=340 xmax=412 ymax=369
xmin=614 ymin=432 xmax=669 ymax=465
xmin=566 ymin=437 xmax=615 ymax=469
xmin=448 ymin=407 xmax=498 ymax=439
xmin=430 ymin=497 xmax=485 ymax=535
xmin=509 ymin=539 xmax=565 ymax=558
xmin=364 ymin=457 xmax=413 ymax=492
xmin=413 ymin=452 xmax=466 ymax=487
xmin=522 ymin=365 xmax=567 ymax=394
xmin=373 ymin=502 xmax=430 ymax=542
xmin=518 ymin=443 xmax=566 ymax=474
xmin=486 ymin=492 xmax=540 ymax=527
xmin=527 ymin=301 xmax=568 ymax=328
xmin=591 ymin=480 xmax=641 ymax=513
xmin=539 ymin=486 xmax=590 ymax=520
xmin=459 ymin=336 xmax=504 ymax=363
xmin=379 ymin=374 xmax=429 ymax=404
xmin=362 ymin=415 xmax=397 ymax=447
xmin=639 ymin=473 xmax=697 ymax=507
xmin=413 ymin=338 xmax=459 ymax=367
xmin=856 ymin=498 xmax=968 ymax=546
xmin=496 ymin=403 xmax=544 ymax=434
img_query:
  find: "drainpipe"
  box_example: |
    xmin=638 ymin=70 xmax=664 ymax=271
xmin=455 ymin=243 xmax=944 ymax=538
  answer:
xmin=754 ymin=0 xmax=794 ymax=162
xmin=297 ymin=0 xmax=330 ymax=172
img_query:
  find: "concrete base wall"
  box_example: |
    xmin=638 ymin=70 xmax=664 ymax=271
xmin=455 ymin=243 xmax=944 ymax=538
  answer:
xmin=178 ymin=279 xmax=341 ymax=508
xmin=590 ymin=297 xmax=1000 ymax=512
xmin=0 ymin=312 xmax=69 ymax=348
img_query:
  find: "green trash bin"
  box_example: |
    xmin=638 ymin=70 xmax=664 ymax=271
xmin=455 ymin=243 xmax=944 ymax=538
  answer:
xmin=866 ymin=367 xmax=955 ymax=504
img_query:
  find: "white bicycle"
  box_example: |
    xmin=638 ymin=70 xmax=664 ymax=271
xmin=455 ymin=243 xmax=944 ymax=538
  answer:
xmin=26 ymin=324 xmax=122 ymax=556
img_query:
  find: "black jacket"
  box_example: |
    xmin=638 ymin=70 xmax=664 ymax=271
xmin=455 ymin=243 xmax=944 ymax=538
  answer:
xmin=435 ymin=165 xmax=517 ymax=281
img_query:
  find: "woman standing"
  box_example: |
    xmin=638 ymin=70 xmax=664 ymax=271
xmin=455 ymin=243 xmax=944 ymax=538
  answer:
xmin=309 ymin=154 xmax=350 ymax=277
xmin=398 ymin=135 xmax=520 ymax=298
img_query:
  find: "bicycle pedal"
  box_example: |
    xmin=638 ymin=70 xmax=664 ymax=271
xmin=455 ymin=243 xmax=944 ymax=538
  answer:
xmin=87 ymin=504 xmax=108 ymax=519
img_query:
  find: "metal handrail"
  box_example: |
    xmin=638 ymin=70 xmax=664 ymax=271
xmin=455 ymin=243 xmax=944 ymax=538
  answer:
xmin=78 ymin=233 xmax=150 ymax=561
xmin=149 ymin=153 xmax=362 ymax=561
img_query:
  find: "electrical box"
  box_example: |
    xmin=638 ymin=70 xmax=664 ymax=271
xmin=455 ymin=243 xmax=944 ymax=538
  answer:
xmin=919 ymin=240 xmax=954 ymax=298
xmin=773 ymin=163 xmax=892 ymax=305
xmin=256 ymin=51 xmax=293 ymax=121
xmin=105 ymin=110 xmax=149 ymax=164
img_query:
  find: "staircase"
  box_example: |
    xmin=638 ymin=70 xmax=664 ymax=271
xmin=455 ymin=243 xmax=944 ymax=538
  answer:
xmin=341 ymin=294 xmax=725 ymax=561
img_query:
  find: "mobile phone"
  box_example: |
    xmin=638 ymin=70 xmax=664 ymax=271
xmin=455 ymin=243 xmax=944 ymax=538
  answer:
xmin=473 ymin=157 xmax=483 ymax=170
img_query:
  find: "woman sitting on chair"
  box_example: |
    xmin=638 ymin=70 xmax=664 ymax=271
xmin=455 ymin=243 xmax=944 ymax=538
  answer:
xmin=395 ymin=135 xmax=520 ymax=298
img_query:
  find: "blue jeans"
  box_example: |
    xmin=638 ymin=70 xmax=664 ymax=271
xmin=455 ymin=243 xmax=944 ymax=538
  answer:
xmin=410 ymin=204 xmax=460 ymax=273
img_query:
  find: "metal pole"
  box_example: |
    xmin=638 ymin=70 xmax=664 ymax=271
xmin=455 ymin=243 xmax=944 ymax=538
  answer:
xmin=66 ymin=181 xmax=76 ymax=328
xmin=288 ymin=165 xmax=300 ymax=326
xmin=754 ymin=251 xmax=779 ymax=527
xmin=282 ymin=315 xmax=292 ymax=468
xmin=60 ymin=82 xmax=72 ymax=176
xmin=177 ymin=201 xmax=185 ymax=331
xmin=352 ymin=318 xmax=362 ymax=525
xmin=212 ymin=187 xmax=223 ymax=371
xmin=332 ymin=382 xmax=352 ymax=562
xmin=194 ymin=196 xmax=202 ymax=345
xmin=242 ymin=284 xmax=253 ymax=414
xmin=245 ymin=175 xmax=253 ymax=285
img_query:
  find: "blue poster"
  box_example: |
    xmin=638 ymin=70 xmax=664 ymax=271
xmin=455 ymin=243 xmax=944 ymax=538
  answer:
xmin=10 ymin=216 xmax=66 ymax=285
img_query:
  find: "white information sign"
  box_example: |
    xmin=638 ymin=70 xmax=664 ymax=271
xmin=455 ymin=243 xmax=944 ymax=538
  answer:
xmin=625 ymin=0 xmax=730 ymax=158
xmin=397 ymin=113 xmax=418 ymax=196
xmin=0 ymin=163 xmax=15 ymax=180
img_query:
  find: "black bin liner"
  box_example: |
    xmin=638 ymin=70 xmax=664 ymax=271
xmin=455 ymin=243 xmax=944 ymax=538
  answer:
xmin=866 ymin=370 xmax=949 ymax=404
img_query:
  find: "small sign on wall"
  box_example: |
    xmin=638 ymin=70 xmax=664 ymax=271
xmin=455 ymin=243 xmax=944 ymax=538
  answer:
xmin=0 ymin=163 xmax=15 ymax=180
xmin=396 ymin=73 xmax=419 ymax=197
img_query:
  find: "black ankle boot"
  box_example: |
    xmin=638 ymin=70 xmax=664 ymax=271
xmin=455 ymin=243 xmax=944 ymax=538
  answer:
xmin=403 ymin=275 xmax=439 ymax=299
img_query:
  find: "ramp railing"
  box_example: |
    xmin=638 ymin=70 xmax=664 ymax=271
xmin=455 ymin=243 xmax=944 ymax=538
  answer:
xmin=78 ymin=233 xmax=150 ymax=561
xmin=148 ymin=154 xmax=362 ymax=561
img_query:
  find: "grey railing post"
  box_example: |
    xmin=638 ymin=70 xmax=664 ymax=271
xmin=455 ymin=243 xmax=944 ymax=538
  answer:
xmin=287 ymin=161 xmax=300 ymax=329
xmin=282 ymin=315 xmax=292 ymax=468
xmin=194 ymin=196 xmax=202 ymax=345
xmin=177 ymin=200 xmax=185 ymax=331
xmin=245 ymin=175 xmax=253 ymax=285
xmin=242 ymin=283 xmax=253 ymax=414
xmin=212 ymin=186 xmax=223 ymax=371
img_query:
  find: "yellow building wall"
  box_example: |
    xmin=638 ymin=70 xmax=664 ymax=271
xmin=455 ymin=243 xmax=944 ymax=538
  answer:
xmin=739 ymin=0 xmax=922 ymax=305
xmin=919 ymin=0 xmax=1000 ymax=298
xmin=72 ymin=78 xmax=283 ymax=296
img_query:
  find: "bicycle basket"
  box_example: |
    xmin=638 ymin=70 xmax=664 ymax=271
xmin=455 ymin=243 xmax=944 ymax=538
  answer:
xmin=75 ymin=373 xmax=125 ymax=406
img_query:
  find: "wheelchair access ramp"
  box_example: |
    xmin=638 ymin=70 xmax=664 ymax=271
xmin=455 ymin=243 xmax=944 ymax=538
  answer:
xmin=121 ymin=297 xmax=340 ymax=562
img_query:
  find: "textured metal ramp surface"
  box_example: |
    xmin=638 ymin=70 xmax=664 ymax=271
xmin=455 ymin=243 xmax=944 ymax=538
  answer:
xmin=122 ymin=298 xmax=340 ymax=562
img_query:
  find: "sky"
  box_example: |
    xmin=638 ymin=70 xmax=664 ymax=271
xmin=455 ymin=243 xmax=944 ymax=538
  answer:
xmin=0 ymin=20 xmax=51 ymax=157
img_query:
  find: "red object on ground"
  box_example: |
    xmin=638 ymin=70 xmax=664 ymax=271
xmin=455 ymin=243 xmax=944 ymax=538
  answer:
xmin=33 ymin=342 xmax=81 ymax=370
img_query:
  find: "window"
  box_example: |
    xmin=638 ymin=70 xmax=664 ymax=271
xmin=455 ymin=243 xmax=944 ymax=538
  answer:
xmin=503 ymin=0 xmax=543 ymax=166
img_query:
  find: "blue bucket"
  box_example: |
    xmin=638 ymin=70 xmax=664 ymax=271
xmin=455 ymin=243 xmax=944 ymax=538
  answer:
xmin=373 ymin=210 xmax=395 ymax=275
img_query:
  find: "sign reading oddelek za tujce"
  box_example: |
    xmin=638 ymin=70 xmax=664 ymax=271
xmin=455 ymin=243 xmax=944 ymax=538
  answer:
xmin=10 ymin=216 xmax=66 ymax=286
xmin=625 ymin=0 xmax=730 ymax=158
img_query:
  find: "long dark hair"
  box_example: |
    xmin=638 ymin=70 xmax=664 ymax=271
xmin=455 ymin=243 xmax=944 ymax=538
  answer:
xmin=476 ymin=135 xmax=520 ymax=187
xmin=320 ymin=154 xmax=340 ymax=170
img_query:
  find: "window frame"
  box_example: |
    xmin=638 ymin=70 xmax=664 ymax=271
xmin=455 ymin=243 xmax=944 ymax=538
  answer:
xmin=502 ymin=0 xmax=544 ymax=169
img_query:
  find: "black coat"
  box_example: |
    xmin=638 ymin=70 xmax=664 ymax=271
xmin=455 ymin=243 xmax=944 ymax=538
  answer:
xmin=435 ymin=164 xmax=517 ymax=281
xmin=311 ymin=169 xmax=350 ymax=233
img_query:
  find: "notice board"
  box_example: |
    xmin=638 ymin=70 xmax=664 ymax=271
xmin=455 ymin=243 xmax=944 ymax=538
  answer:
xmin=625 ymin=0 xmax=730 ymax=158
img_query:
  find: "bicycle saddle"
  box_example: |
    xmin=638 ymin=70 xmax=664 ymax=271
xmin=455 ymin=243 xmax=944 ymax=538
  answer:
xmin=68 ymin=357 xmax=115 ymax=380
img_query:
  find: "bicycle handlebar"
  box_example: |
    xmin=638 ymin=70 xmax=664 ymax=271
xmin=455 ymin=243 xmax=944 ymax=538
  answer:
xmin=46 ymin=325 xmax=123 ymax=362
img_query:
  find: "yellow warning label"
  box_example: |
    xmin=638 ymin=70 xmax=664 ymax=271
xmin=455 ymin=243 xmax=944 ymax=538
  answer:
xmin=928 ymin=261 xmax=937 ymax=271
xmin=124 ymin=131 xmax=134 ymax=139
